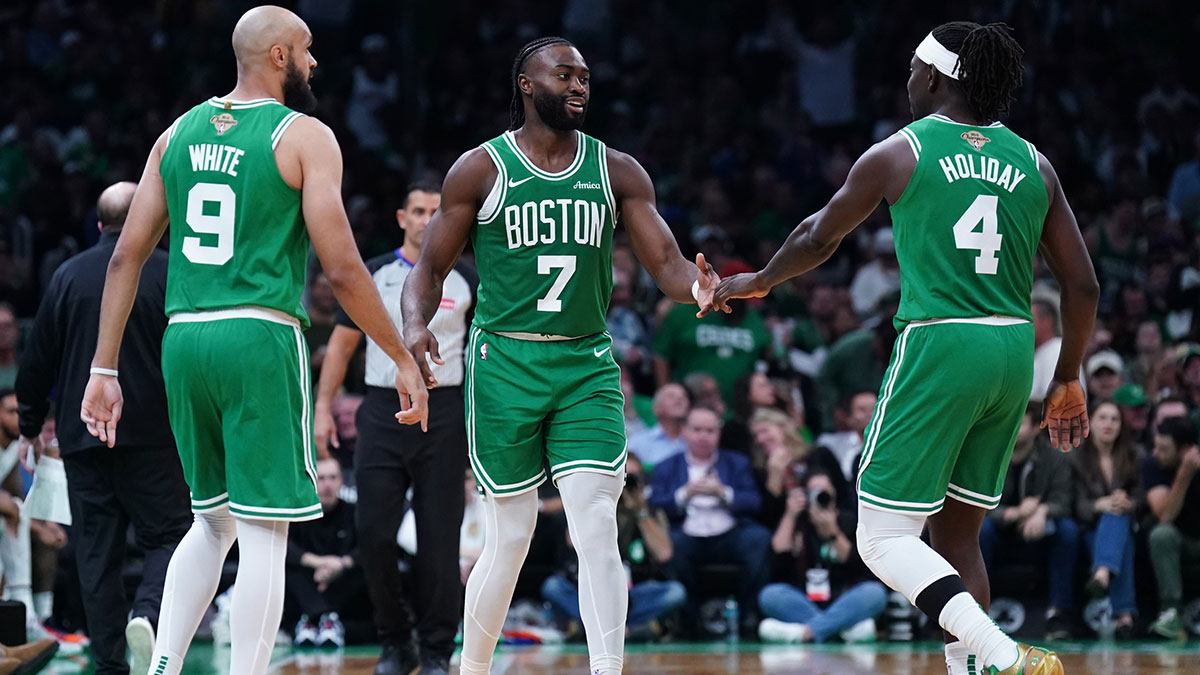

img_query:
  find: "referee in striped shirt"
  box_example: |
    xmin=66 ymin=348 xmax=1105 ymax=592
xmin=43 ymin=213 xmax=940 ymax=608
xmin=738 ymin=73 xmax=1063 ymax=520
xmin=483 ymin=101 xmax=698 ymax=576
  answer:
xmin=315 ymin=181 xmax=475 ymax=675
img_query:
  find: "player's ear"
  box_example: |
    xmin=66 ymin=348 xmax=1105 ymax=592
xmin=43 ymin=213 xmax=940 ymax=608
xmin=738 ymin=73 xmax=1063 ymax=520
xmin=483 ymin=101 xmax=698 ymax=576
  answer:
xmin=518 ymin=73 xmax=533 ymax=96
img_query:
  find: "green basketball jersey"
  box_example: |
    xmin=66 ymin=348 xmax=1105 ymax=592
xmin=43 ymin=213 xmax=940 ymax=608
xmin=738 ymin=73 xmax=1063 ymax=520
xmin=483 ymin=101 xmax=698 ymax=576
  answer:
xmin=159 ymin=98 xmax=311 ymax=327
xmin=472 ymin=130 xmax=615 ymax=337
xmin=890 ymin=113 xmax=1049 ymax=329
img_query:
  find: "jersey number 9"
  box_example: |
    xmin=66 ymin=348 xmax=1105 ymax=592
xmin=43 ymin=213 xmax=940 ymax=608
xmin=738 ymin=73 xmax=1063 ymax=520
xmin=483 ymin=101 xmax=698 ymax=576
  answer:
xmin=182 ymin=182 xmax=235 ymax=266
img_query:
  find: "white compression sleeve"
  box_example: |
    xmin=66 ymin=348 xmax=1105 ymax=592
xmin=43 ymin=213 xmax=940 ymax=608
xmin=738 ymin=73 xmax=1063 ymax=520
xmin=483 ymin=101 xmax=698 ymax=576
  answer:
xmin=149 ymin=508 xmax=238 ymax=675
xmin=229 ymin=517 xmax=289 ymax=675
xmin=460 ymin=489 xmax=538 ymax=675
xmin=558 ymin=471 xmax=626 ymax=675
xmin=855 ymin=504 xmax=955 ymax=603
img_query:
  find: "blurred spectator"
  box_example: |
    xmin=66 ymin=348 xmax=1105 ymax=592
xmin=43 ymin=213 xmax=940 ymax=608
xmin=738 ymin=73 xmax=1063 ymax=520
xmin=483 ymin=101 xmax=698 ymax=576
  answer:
xmin=683 ymin=372 xmax=727 ymax=420
xmin=980 ymin=405 xmax=1079 ymax=640
xmin=653 ymin=303 xmax=770 ymax=411
xmin=849 ymin=229 xmax=900 ymax=317
xmin=1144 ymin=416 xmax=1200 ymax=640
xmin=1167 ymin=129 xmax=1200 ymax=226
xmin=1030 ymin=291 xmax=1085 ymax=403
xmin=748 ymin=408 xmax=845 ymax=525
xmin=457 ymin=470 xmax=485 ymax=585
xmin=813 ymin=390 xmax=877 ymax=482
xmin=542 ymin=454 xmax=685 ymax=639
xmin=0 ymin=304 xmax=16 ymax=388
xmin=721 ymin=371 xmax=788 ymax=455
xmin=627 ymin=383 xmax=689 ymax=472
xmin=1178 ymin=345 xmax=1200 ymax=415
xmin=286 ymin=458 xmax=369 ymax=648
xmin=757 ymin=470 xmax=885 ymax=643
xmin=1072 ymin=401 xmax=1140 ymax=638
xmin=608 ymin=267 xmax=652 ymax=379
xmin=1127 ymin=320 xmax=1165 ymax=402
xmin=1086 ymin=350 xmax=1125 ymax=403
xmin=345 ymin=35 xmax=399 ymax=154
xmin=650 ymin=407 xmax=768 ymax=635
xmin=305 ymin=272 xmax=339 ymax=374
xmin=1153 ymin=397 xmax=1191 ymax=435
xmin=816 ymin=311 xmax=894 ymax=430
xmin=619 ymin=370 xmax=648 ymax=439
xmin=327 ymin=393 xmax=363 ymax=471
xmin=1113 ymin=383 xmax=1152 ymax=447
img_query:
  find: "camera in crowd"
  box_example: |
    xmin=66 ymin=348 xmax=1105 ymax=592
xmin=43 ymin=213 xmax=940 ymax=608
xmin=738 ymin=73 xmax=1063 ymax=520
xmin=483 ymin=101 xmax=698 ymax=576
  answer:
xmin=808 ymin=487 xmax=834 ymax=510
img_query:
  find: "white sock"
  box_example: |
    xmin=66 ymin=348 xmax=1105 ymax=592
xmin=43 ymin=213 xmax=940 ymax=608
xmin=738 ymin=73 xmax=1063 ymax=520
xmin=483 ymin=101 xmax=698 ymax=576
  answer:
xmin=229 ymin=517 xmax=289 ymax=675
xmin=939 ymin=592 xmax=1018 ymax=671
xmin=461 ymin=489 xmax=538 ymax=672
xmin=559 ymin=471 xmax=627 ymax=675
xmin=33 ymin=591 xmax=52 ymax=621
xmin=945 ymin=641 xmax=973 ymax=675
xmin=150 ymin=508 xmax=238 ymax=675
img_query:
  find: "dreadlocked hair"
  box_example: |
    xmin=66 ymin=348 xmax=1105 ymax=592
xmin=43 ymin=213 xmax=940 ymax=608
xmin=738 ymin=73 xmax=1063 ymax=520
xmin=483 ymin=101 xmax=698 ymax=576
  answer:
xmin=508 ymin=36 xmax=575 ymax=130
xmin=931 ymin=21 xmax=1024 ymax=123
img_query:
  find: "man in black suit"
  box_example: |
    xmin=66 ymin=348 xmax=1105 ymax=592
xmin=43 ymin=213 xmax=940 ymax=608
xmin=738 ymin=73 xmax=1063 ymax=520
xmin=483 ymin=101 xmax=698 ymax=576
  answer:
xmin=15 ymin=182 xmax=191 ymax=675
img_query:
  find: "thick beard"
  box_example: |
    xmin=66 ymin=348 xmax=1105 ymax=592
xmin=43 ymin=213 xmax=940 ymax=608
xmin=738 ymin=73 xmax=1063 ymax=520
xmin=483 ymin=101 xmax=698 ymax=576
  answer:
xmin=532 ymin=88 xmax=585 ymax=130
xmin=283 ymin=59 xmax=318 ymax=113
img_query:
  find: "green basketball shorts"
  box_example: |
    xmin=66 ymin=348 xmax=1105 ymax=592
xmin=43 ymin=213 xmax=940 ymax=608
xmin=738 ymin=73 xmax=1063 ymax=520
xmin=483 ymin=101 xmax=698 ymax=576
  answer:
xmin=464 ymin=326 xmax=627 ymax=496
xmin=161 ymin=308 xmax=320 ymax=521
xmin=856 ymin=318 xmax=1034 ymax=515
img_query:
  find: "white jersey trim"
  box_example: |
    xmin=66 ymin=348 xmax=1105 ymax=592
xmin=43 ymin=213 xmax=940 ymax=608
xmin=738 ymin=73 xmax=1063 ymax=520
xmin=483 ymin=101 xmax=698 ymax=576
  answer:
xmin=501 ymin=130 xmax=586 ymax=180
xmin=477 ymin=143 xmax=508 ymax=224
xmin=271 ymin=111 xmax=304 ymax=150
xmin=904 ymin=315 xmax=1029 ymax=327
xmin=206 ymin=97 xmax=280 ymax=109
xmin=897 ymin=128 xmax=921 ymax=160
xmin=168 ymin=306 xmax=301 ymax=327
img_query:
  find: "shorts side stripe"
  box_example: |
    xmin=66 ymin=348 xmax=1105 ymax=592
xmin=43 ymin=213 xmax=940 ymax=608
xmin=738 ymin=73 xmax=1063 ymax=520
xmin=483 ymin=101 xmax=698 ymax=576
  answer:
xmin=857 ymin=326 xmax=912 ymax=489
xmin=292 ymin=326 xmax=317 ymax=488
xmin=859 ymin=490 xmax=944 ymax=514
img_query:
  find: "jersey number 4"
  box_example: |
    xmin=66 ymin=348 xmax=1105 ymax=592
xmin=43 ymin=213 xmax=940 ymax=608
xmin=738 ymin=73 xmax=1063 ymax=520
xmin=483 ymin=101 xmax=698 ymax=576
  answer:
xmin=182 ymin=182 xmax=235 ymax=266
xmin=953 ymin=194 xmax=1002 ymax=275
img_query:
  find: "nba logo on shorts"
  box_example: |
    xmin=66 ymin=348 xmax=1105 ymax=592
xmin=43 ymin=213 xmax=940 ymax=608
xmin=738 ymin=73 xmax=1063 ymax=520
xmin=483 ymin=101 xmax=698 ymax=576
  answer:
xmin=480 ymin=343 xmax=488 ymax=360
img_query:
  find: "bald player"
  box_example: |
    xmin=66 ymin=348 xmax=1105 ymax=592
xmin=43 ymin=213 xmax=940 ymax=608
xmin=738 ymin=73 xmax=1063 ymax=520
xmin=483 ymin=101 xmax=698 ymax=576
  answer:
xmin=80 ymin=7 xmax=428 ymax=674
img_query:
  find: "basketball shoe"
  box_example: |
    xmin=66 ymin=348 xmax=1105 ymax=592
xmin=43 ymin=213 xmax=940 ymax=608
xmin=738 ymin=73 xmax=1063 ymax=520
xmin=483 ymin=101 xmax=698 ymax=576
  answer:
xmin=984 ymin=643 xmax=1064 ymax=675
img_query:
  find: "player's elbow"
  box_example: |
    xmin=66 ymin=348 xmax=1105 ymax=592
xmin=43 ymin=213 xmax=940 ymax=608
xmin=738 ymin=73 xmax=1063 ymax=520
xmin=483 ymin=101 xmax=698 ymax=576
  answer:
xmin=1064 ymin=274 xmax=1100 ymax=305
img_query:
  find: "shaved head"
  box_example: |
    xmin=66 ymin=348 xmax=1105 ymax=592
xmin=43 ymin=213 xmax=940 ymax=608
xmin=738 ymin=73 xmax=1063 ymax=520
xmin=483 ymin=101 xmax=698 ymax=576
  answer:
xmin=97 ymin=181 xmax=138 ymax=232
xmin=228 ymin=5 xmax=318 ymax=112
xmin=231 ymin=5 xmax=308 ymax=67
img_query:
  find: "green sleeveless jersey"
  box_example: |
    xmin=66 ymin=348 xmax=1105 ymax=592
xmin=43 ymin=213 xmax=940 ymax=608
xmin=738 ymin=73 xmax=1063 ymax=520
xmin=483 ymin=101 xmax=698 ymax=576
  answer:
xmin=159 ymin=98 xmax=311 ymax=327
xmin=472 ymin=130 xmax=615 ymax=337
xmin=890 ymin=113 xmax=1049 ymax=329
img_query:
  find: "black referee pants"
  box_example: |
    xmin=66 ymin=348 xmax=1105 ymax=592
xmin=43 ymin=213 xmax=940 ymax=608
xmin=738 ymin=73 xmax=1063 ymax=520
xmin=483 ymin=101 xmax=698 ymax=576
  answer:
xmin=62 ymin=445 xmax=191 ymax=675
xmin=355 ymin=386 xmax=467 ymax=660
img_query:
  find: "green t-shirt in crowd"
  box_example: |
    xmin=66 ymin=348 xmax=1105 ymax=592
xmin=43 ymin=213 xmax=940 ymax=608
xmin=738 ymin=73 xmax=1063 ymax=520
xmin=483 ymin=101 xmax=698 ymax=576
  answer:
xmin=652 ymin=303 xmax=770 ymax=405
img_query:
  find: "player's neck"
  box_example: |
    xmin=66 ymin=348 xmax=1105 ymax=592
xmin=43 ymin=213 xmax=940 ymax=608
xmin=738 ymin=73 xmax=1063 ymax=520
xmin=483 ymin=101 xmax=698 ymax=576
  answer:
xmin=932 ymin=103 xmax=988 ymax=127
xmin=222 ymin=77 xmax=283 ymax=104
xmin=513 ymin=123 xmax=578 ymax=163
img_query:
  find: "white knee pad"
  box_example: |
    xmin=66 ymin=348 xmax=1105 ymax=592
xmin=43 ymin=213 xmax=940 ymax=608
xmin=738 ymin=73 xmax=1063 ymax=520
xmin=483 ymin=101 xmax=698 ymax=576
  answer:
xmin=856 ymin=504 xmax=955 ymax=604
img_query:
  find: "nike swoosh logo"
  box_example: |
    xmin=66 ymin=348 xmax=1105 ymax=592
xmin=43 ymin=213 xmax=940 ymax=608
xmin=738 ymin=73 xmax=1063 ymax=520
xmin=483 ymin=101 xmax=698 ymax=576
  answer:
xmin=593 ymin=346 xmax=611 ymax=357
xmin=507 ymin=176 xmax=535 ymax=188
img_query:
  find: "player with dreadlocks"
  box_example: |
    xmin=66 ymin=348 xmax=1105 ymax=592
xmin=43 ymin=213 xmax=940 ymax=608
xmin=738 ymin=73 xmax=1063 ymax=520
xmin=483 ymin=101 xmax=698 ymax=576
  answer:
xmin=716 ymin=22 xmax=1097 ymax=675
xmin=402 ymin=37 xmax=721 ymax=675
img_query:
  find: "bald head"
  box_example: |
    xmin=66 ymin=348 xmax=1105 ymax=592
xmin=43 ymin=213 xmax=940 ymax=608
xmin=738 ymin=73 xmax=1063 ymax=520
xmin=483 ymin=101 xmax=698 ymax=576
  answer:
xmin=97 ymin=182 xmax=138 ymax=232
xmin=231 ymin=5 xmax=310 ymax=69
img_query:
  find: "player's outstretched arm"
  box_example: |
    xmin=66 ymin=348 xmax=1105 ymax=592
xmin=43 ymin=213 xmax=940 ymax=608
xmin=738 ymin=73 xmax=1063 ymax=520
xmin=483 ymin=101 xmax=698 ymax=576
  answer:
xmin=289 ymin=117 xmax=428 ymax=431
xmin=713 ymin=135 xmax=911 ymax=309
xmin=1036 ymin=152 xmax=1099 ymax=449
xmin=82 ymin=130 xmax=171 ymax=448
xmin=607 ymin=150 xmax=720 ymax=316
xmin=401 ymin=148 xmax=492 ymax=384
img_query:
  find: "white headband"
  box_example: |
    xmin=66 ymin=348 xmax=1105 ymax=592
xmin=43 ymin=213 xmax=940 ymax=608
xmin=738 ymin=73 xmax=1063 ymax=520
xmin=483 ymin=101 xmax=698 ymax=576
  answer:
xmin=915 ymin=33 xmax=960 ymax=80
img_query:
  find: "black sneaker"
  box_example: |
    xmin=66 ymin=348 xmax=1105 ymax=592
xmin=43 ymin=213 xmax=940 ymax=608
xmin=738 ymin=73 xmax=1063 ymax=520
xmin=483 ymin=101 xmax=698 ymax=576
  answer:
xmin=419 ymin=654 xmax=451 ymax=675
xmin=374 ymin=642 xmax=420 ymax=675
xmin=1044 ymin=611 xmax=1073 ymax=641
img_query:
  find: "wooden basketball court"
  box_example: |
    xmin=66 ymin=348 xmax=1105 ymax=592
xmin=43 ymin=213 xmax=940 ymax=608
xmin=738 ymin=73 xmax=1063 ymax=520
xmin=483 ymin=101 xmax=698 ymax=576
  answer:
xmin=270 ymin=643 xmax=1200 ymax=674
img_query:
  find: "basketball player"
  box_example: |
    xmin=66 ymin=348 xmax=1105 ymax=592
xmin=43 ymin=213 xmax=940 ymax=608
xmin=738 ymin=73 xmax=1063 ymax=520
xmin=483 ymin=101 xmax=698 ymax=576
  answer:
xmin=715 ymin=22 xmax=1097 ymax=675
xmin=79 ymin=6 xmax=428 ymax=675
xmin=401 ymin=37 xmax=719 ymax=675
